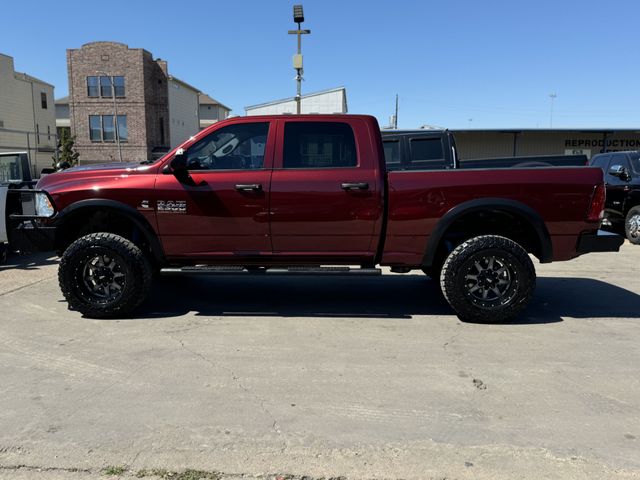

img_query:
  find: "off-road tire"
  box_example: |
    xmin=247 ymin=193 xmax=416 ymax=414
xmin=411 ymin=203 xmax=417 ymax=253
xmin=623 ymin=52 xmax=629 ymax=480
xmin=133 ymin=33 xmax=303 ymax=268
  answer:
xmin=625 ymin=206 xmax=640 ymax=245
xmin=59 ymin=233 xmax=153 ymax=318
xmin=440 ymin=235 xmax=536 ymax=323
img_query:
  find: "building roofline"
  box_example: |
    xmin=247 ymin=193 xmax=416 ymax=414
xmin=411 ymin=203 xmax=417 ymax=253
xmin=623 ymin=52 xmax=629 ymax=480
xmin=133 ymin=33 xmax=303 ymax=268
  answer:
xmin=199 ymin=93 xmax=231 ymax=111
xmin=244 ymin=86 xmax=346 ymax=111
xmin=14 ymin=71 xmax=55 ymax=88
xmin=168 ymin=76 xmax=200 ymax=93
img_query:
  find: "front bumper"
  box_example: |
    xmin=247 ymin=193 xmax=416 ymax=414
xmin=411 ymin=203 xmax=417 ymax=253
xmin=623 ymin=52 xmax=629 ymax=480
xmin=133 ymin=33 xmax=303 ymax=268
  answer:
xmin=576 ymin=229 xmax=624 ymax=254
xmin=9 ymin=221 xmax=57 ymax=253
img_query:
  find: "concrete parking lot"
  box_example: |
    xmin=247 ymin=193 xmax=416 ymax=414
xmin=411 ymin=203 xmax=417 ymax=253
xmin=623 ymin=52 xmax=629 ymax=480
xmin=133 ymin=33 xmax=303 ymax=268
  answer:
xmin=0 ymin=245 xmax=639 ymax=480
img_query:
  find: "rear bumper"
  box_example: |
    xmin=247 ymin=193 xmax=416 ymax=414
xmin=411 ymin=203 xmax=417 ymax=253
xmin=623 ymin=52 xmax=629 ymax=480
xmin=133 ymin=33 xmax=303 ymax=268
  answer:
xmin=9 ymin=222 xmax=57 ymax=253
xmin=576 ymin=229 xmax=624 ymax=254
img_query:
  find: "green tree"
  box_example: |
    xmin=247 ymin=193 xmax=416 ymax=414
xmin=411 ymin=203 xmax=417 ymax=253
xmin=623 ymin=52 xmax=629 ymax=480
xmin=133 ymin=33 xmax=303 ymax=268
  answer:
xmin=52 ymin=129 xmax=80 ymax=167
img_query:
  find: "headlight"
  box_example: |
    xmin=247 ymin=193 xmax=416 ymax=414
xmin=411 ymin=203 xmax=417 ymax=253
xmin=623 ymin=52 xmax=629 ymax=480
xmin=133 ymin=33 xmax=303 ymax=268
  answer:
xmin=34 ymin=192 xmax=55 ymax=217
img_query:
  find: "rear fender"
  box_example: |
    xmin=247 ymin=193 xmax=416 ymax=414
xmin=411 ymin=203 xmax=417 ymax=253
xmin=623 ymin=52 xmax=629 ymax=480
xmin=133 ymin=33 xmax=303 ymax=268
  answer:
xmin=422 ymin=198 xmax=553 ymax=266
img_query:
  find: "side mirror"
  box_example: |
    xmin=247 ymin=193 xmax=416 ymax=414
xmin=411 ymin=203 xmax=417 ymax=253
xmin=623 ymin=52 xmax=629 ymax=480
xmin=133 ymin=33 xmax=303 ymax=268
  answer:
xmin=608 ymin=164 xmax=630 ymax=181
xmin=163 ymin=149 xmax=190 ymax=182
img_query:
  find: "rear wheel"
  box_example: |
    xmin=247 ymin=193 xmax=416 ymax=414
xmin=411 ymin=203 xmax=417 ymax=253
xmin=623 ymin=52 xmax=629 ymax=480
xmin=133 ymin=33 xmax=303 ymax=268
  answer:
xmin=625 ymin=206 xmax=640 ymax=245
xmin=58 ymin=233 xmax=153 ymax=318
xmin=440 ymin=235 xmax=536 ymax=323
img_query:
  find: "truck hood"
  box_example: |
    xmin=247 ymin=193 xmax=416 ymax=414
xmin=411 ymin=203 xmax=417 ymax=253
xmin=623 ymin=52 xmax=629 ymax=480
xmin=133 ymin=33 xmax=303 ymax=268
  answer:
xmin=63 ymin=162 xmax=143 ymax=173
xmin=36 ymin=162 xmax=159 ymax=192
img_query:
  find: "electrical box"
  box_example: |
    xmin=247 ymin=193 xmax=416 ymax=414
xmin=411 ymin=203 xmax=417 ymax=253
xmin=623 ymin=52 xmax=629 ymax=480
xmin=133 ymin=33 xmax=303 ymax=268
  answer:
xmin=293 ymin=54 xmax=303 ymax=69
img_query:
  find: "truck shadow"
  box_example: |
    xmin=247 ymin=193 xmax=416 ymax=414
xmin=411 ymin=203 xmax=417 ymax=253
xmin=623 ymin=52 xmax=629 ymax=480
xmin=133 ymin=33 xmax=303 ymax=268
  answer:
xmin=134 ymin=275 xmax=640 ymax=323
xmin=0 ymin=252 xmax=58 ymax=271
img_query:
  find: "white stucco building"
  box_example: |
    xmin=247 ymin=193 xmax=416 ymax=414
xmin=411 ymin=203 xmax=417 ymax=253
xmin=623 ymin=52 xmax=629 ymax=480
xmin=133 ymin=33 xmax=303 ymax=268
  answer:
xmin=199 ymin=93 xmax=231 ymax=130
xmin=245 ymin=87 xmax=347 ymax=116
xmin=168 ymin=76 xmax=200 ymax=147
xmin=0 ymin=53 xmax=57 ymax=175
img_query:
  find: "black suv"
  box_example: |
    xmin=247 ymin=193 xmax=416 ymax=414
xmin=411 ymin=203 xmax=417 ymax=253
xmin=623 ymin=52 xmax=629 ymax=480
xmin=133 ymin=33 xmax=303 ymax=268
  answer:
xmin=590 ymin=151 xmax=640 ymax=244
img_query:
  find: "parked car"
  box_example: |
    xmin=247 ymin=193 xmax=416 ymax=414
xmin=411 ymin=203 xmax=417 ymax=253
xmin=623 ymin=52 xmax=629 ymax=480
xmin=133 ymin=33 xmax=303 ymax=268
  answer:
xmin=589 ymin=151 xmax=640 ymax=244
xmin=381 ymin=130 xmax=588 ymax=170
xmin=5 ymin=115 xmax=622 ymax=322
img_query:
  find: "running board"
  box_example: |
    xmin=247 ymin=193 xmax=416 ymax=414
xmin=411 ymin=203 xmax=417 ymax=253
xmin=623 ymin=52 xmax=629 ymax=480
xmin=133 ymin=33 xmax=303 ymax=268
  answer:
xmin=160 ymin=266 xmax=382 ymax=276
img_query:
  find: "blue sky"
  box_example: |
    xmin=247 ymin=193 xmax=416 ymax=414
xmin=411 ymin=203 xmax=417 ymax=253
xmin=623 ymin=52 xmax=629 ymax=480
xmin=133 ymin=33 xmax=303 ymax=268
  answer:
xmin=2 ymin=0 xmax=639 ymax=129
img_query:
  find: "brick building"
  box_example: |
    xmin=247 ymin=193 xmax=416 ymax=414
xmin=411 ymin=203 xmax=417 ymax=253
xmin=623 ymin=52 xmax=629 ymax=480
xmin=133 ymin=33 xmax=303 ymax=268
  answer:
xmin=66 ymin=41 xmax=226 ymax=164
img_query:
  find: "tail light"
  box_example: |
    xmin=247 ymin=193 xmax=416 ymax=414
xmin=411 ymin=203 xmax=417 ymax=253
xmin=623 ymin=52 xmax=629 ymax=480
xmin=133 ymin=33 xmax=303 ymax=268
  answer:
xmin=586 ymin=184 xmax=606 ymax=222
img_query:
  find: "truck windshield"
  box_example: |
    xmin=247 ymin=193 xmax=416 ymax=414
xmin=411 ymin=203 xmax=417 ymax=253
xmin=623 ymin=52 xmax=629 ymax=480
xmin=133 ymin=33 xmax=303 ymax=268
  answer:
xmin=0 ymin=154 xmax=24 ymax=183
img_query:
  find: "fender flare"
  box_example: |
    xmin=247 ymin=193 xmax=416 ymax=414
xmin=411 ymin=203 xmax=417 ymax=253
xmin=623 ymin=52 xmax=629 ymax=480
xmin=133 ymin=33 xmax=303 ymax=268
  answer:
xmin=422 ymin=198 xmax=553 ymax=266
xmin=53 ymin=199 xmax=165 ymax=263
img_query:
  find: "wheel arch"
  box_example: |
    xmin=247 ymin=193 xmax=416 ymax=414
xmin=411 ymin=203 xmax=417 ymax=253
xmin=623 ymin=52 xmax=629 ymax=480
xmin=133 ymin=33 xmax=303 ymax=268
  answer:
xmin=422 ymin=198 xmax=553 ymax=267
xmin=53 ymin=199 xmax=165 ymax=263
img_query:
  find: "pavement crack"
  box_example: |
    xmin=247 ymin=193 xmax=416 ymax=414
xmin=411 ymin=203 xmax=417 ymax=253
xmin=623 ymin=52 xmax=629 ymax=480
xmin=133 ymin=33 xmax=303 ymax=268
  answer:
xmin=0 ymin=275 xmax=56 ymax=298
xmin=0 ymin=464 xmax=92 ymax=474
xmin=163 ymin=330 xmax=283 ymax=437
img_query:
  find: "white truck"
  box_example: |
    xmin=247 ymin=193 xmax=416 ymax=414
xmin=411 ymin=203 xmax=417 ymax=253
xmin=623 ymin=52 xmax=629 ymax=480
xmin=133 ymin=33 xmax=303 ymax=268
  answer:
xmin=0 ymin=152 xmax=35 ymax=263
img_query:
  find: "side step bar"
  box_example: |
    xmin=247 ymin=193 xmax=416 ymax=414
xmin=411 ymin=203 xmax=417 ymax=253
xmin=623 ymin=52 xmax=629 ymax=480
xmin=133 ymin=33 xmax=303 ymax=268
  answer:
xmin=160 ymin=266 xmax=382 ymax=276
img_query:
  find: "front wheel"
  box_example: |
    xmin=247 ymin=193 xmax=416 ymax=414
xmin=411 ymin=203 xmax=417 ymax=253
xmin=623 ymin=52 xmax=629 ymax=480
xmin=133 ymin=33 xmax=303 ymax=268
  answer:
xmin=440 ymin=235 xmax=536 ymax=323
xmin=625 ymin=206 xmax=640 ymax=245
xmin=58 ymin=233 xmax=153 ymax=318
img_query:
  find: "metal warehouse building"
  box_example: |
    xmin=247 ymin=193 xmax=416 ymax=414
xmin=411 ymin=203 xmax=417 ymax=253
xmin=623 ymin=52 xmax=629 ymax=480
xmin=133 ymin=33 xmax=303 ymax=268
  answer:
xmin=245 ymin=87 xmax=347 ymax=116
xmin=452 ymin=128 xmax=640 ymax=160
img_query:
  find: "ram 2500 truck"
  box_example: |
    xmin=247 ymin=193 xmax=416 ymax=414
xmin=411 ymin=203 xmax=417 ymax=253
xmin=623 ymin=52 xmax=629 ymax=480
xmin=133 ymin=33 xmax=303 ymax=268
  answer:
xmin=6 ymin=115 xmax=623 ymax=322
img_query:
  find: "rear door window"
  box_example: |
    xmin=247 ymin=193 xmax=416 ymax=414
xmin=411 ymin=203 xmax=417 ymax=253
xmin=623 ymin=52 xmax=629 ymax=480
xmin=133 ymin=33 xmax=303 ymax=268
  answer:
xmin=408 ymin=138 xmax=446 ymax=170
xmin=283 ymin=122 xmax=357 ymax=169
xmin=383 ymin=140 xmax=401 ymax=170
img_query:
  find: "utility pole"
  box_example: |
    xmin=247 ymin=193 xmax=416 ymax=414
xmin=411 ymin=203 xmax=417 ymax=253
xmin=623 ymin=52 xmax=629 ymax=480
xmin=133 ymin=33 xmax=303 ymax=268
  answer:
xmin=98 ymin=71 xmax=123 ymax=162
xmin=549 ymin=92 xmax=557 ymax=128
xmin=394 ymin=94 xmax=399 ymax=129
xmin=288 ymin=5 xmax=310 ymax=114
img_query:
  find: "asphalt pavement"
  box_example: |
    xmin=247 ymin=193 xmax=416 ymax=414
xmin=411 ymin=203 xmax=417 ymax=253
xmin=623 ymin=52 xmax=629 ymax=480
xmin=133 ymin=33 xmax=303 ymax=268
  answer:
xmin=0 ymin=245 xmax=639 ymax=480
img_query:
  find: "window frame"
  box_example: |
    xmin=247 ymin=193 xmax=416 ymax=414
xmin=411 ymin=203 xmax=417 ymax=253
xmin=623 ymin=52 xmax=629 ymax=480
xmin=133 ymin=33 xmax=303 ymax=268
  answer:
xmin=89 ymin=114 xmax=128 ymax=143
xmin=89 ymin=115 xmax=102 ymax=141
xmin=40 ymin=91 xmax=48 ymax=109
xmin=87 ymin=76 xmax=99 ymax=97
xmin=113 ymin=76 xmax=125 ymax=97
xmin=99 ymin=76 xmax=112 ymax=98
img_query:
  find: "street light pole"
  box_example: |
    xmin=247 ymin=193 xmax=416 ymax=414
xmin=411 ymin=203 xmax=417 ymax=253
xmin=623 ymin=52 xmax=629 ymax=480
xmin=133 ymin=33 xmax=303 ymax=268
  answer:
xmin=288 ymin=5 xmax=310 ymax=115
xmin=549 ymin=92 xmax=557 ymax=129
xmin=98 ymin=72 xmax=123 ymax=162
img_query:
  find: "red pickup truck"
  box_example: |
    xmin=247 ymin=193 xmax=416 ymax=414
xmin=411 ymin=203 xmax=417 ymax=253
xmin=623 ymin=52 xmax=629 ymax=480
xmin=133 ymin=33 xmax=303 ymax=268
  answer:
xmin=7 ymin=114 xmax=623 ymax=322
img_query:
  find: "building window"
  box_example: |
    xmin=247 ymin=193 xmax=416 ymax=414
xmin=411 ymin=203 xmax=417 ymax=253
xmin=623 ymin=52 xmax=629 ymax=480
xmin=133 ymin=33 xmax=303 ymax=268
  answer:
xmin=89 ymin=115 xmax=101 ymax=141
xmin=41 ymin=92 xmax=48 ymax=109
xmin=87 ymin=76 xmax=99 ymax=97
xmin=102 ymin=115 xmax=115 ymax=141
xmin=100 ymin=76 xmax=112 ymax=97
xmin=89 ymin=115 xmax=128 ymax=142
xmin=47 ymin=125 xmax=51 ymax=140
xmin=113 ymin=76 xmax=125 ymax=97
xmin=35 ymin=124 xmax=40 ymax=144
xmin=117 ymin=115 xmax=128 ymax=141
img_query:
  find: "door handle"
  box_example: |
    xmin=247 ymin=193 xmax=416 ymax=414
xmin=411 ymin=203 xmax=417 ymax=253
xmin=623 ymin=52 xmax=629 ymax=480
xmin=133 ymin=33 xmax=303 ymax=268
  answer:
xmin=341 ymin=182 xmax=369 ymax=191
xmin=235 ymin=183 xmax=262 ymax=192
